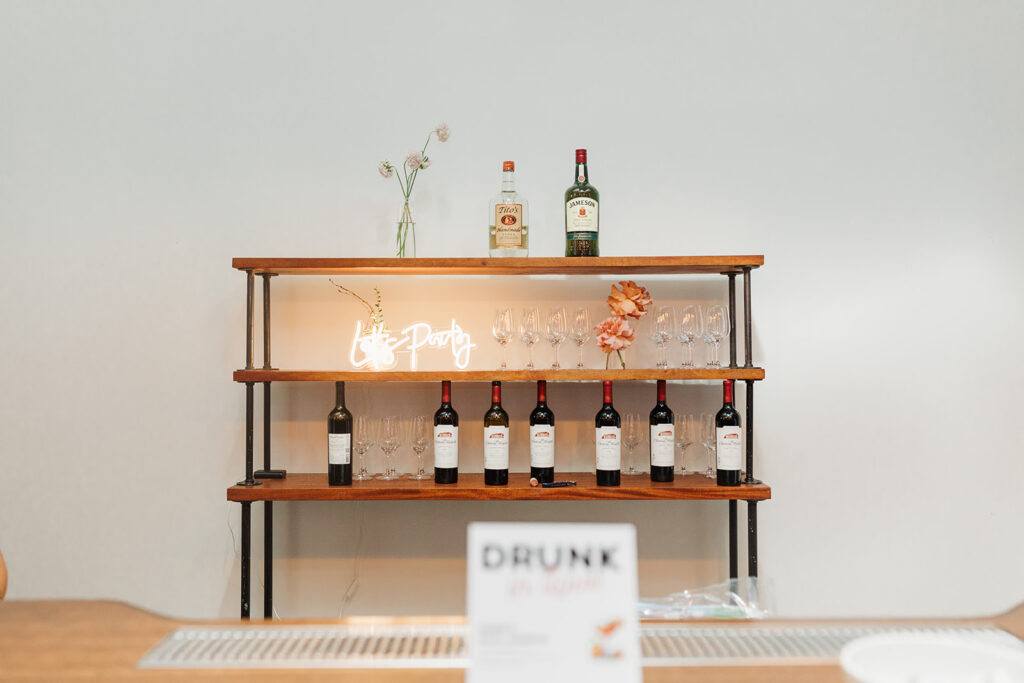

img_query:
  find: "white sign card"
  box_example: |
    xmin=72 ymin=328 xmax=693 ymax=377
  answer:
xmin=466 ymin=522 xmax=640 ymax=683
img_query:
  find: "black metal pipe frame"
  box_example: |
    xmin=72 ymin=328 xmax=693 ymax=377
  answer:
xmin=241 ymin=501 xmax=251 ymax=619
xmin=728 ymin=501 xmax=738 ymax=579
xmin=727 ymin=273 xmax=737 ymax=367
xmin=245 ymin=270 xmax=255 ymax=371
xmin=747 ymin=501 xmax=758 ymax=578
xmin=742 ymin=267 xmax=753 ymax=368
xmin=744 ymin=380 xmax=760 ymax=486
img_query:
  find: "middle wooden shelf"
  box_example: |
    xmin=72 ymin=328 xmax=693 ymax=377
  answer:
xmin=227 ymin=473 xmax=772 ymax=502
xmin=233 ymin=368 xmax=766 ymax=383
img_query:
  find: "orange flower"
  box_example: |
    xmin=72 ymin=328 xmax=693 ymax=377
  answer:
xmin=607 ymin=280 xmax=652 ymax=319
xmin=594 ymin=315 xmax=635 ymax=353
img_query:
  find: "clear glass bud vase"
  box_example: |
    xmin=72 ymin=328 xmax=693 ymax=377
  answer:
xmin=396 ymin=201 xmax=415 ymax=257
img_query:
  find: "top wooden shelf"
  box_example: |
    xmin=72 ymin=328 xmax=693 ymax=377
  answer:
xmin=231 ymin=256 xmax=764 ymax=276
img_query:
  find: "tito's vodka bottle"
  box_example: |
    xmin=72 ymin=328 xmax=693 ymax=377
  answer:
xmin=564 ymin=148 xmax=599 ymax=256
xmin=489 ymin=161 xmax=529 ymax=257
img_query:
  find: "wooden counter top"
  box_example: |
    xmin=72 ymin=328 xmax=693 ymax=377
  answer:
xmin=0 ymin=600 xmax=1020 ymax=682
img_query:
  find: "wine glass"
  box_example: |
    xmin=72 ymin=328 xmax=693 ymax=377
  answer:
xmin=701 ymin=304 xmax=730 ymax=368
xmin=676 ymin=305 xmax=698 ymax=369
xmin=409 ymin=415 xmax=431 ymax=480
xmin=699 ymin=413 xmax=716 ymax=479
xmin=673 ymin=413 xmax=693 ymax=476
xmin=547 ymin=306 xmax=568 ymax=369
xmin=353 ymin=415 xmax=376 ymax=481
xmin=570 ymin=307 xmax=591 ymax=369
xmin=492 ymin=307 xmax=513 ymax=370
xmin=520 ymin=307 xmax=541 ymax=370
xmin=649 ymin=306 xmax=674 ymax=369
xmin=378 ymin=415 xmax=401 ymax=480
xmin=623 ymin=412 xmax=643 ymax=476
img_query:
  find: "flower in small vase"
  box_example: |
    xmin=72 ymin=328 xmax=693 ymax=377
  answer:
xmin=607 ymin=280 xmax=653 ymax=319
xmin=435 ymin=123 xmax=450 ymax=142
xmin=406 ymin=151 xmax=425 ymax=170
xmin=595 ymin=315 xmax=635 ymax=353
xmin=377 ymin=161 xmax=394 ymax=178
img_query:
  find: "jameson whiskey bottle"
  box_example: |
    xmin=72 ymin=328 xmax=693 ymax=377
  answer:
xmin=564 ymin=148 xmax=599 ymax=257
xmin=489 ymin=161 xmax=529 ymax=257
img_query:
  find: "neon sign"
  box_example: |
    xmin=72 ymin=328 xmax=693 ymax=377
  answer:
xmin=350 ymin=320 xmax=476 ymax=371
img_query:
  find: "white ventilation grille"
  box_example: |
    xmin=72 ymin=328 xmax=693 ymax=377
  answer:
xmin=138 ymin=623 xmax=1021 ymax=669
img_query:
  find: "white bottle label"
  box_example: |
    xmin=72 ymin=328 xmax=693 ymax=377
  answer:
xmin=494 ymin=203 xmax=523 ymax=247
xmin=433 ymin=425 xmax=459 ymax=469
xmin=530 ymin=424 xmax=555 ymax=468
xmin=328 ymin=433 xmax=351 ymax=465
xmin=650 ymin=423 xmax=675 ymax=467
xmin=483 ymin=425 xmax=509 ymax=470
xmin=716 ymin=426 xmax=743 ymax=471
xmin=565 ymin=197 xmax=599 ymax=233
xmin=595 ymin=426 xmax=621 ymax=470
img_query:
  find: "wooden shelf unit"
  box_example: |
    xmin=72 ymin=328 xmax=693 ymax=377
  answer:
xmin=228 ymin=473 xmax=771 ymax=502
xmin=229 ymin=255 xmax=767 ymax=620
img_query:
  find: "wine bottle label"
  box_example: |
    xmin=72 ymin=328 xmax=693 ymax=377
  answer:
xmin=716 ymin=426 xmax=742 ymax=470
xmin=434 ymin=425 xmax=459 ymax=468
xmin=565 ymin=197 xmax=599 ymax=233
xmin=494 ymin=204 xmax=523 ymax=247
xmin=650 ymin=424 xmax=675 ymax=467
xmin=529 ymin=424 xmax=555 ymax=468
xmin=594 ymin=426 xmax=621 ymax=470
xmin=483 ymin=425 xmax=509 ymax=469
xmin=328 ymin=433 xmax=351 ymax=465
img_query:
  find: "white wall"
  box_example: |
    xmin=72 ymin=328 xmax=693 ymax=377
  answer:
xmin=2 ymin=0 xmax=1022 ymax=620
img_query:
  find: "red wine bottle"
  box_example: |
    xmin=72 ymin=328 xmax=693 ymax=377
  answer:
xmin=529 ymin=380 xmax=555 ymax=483
xmin=483 ymin=381 xmax=509 ymax=485
xmin=327 ymin=381 xmax=352 ymax=486
xmin=433 ymin=381 xmax=459 ymax=484
xmin=594 ymin=380 xmax=621 ymax=486
xmin=716 ymin=380 xmax=742 ymax=486
xmin=649 ymin=379 xmax=674 ymax=482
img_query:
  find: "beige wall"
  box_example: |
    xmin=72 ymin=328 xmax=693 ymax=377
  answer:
xmin=1 ymin=0 xmax=1022 ymax=620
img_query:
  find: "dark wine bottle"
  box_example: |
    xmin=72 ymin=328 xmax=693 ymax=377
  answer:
xmin=716 ymin=380 xmax=742 ymax=486
xmin=649 ymin=379 xmax=675 ymax=482
xmin=564 ymin=148 xmax=600 ymax=257
xmin=483 ymin=381 xmax=509 ymax=485
xmin=594 ymin=380 xmax=621 ymax=486
xmin=327 ymin=381 xmax=352 ymax=486
xmin=433 ymin=381 xmax=459 ymax=484
xmin=529 ymin=380 xmax=555 ymax=483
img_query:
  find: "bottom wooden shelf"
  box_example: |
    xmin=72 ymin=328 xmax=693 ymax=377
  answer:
xmin=227 ymin=472 xmax=771 ymax=502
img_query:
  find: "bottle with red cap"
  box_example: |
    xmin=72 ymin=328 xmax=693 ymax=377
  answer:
xmin=564 ymin=148 xmax=600 ymax=257
xmin=715 ymin=380 xmax=742 ymax=486
xmin=489 ymin=160 xmax=529 ymax=257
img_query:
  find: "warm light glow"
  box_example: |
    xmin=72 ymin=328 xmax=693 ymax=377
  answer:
xmin=350 ymin=320 xmax=476 ymax=370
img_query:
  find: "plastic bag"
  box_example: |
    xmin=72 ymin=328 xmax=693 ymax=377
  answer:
xmin=638 ymin=577 xmax=772 ymax=620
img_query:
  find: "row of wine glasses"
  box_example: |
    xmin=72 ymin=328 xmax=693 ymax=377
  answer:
xmin=614 ymin=413 xmax=718 ymax=478
xmin=353 ymin=415 xmax=432 ymax=481
xmin=649 ymin=304 xmax=731 ymax=369
xmin=493 ymin=306 xmax=592 ymax=370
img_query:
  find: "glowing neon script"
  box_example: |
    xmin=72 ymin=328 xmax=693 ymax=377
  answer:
xmin=350 ymin=320 xmax=476 ymax=370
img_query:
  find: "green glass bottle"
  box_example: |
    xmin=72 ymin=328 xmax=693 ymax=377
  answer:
xmin=564 ymin=148 xmax=600 ymax=257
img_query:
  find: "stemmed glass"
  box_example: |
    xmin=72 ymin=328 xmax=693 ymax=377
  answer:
xmin=673 ymin=413 xmax=694 ymax=476
xmin=378 ymin=415 xmax=401 ymax=480
xmin=409 ymin=416 xmax=431 ymax=480
xmin=676 ymin=305 xmax=698 ymax=369
xmin=547 ymin=307 xmax=568 ymax=369
xmin=701 ymin=305 xmax=730 ymax=368
xmin=570 ymin=307 xmax=591 ymax=369
xmin=699 ymin=413 xmax=716 ymax=479
xmin=492 ymin=307 xmax=513 ymax=370
xmin=353 ymin=415 xmax=376 ymax=481
xmin=520 ymin=307 xmax=541 ymax=370
xmin=649 ymin=306 xmax=674 ymax=369
xmin=623 ymin=413 xmax=643 ymax=476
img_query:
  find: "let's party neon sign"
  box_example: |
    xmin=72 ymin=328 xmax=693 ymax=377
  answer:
xmin=350 ymin=320 xmax=476 ymax=370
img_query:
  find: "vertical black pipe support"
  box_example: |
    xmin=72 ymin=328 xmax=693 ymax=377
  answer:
xmin=747 ymin=501 xmax=758 ymax=578
xmin=241 ymin=501 xmax=251 ymax=619
xmin=263 ymin=501 xmax=273 ymax=619
xmin=727 ymin=273 xmax=737 ymax=368
xmin=255 ymin=274 xmax=285 ymax=476
xmin=237 ymin=384 xmax=261 ymax=487
xmin=744 ymin=380 xmax=760 ymax=486
xmin=742 ymin=267 xmax=753 ymax=368
xmin=728 ymin=501 xmax=738 ymax=579
xmin=244 ymin=270 xmax=255 ymax=371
